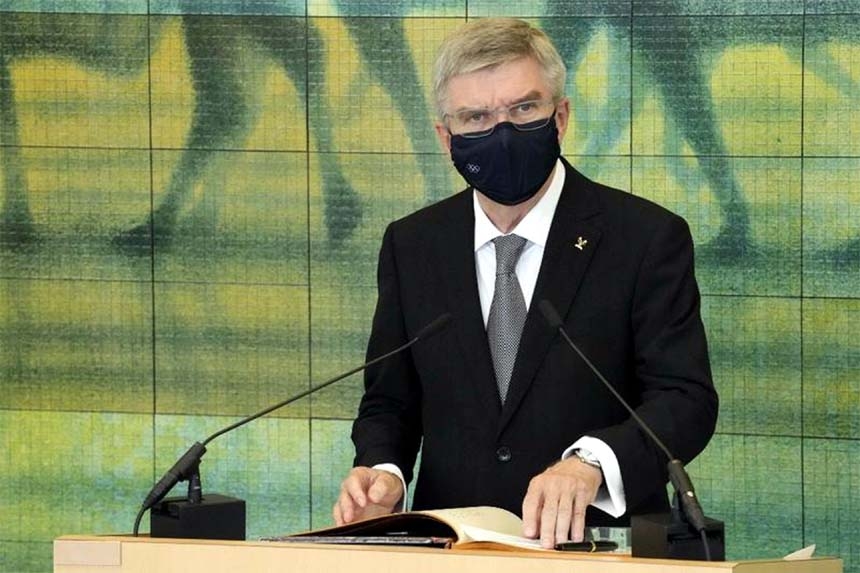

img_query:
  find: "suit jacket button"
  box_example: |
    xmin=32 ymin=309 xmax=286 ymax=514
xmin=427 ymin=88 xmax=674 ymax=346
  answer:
xmin=496 ymin=446 xmax=512 ymax=462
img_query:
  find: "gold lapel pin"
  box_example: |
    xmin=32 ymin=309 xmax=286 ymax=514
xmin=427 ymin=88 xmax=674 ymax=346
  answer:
xmin=574 ymin=236 xmax=588 ymax=251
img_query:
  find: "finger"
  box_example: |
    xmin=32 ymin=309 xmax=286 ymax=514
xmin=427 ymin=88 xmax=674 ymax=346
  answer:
xmin=339 ymin=475 xmax=367 ymax=524
xmin=367 ymin=473 xmax=395 ymax=505
xmin=570 ymin=491 xmax=589 ymax=542
xmin=343 ymin=473 xmax=368 ymax=508
xmin=337 ymin=493 xmax=355 ymax=524
xmin=554 ymin=490 xmax=575 ymax=544
xmin=521 ymin=482 xmax=544 ymax=538
xmin=332 ymin=500 xmax=344 ymax=526
xmin=539 ymin=489 xmax=560 ymax=549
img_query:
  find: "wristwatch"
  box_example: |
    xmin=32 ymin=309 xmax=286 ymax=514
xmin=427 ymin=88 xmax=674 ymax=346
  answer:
xmin=573 ymin=448 xmax=602 ymax=469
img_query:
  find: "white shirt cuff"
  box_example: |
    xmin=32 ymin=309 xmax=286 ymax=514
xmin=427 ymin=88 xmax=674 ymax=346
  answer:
xmin=562 ymin=436 xmax=627 ymax=518
xmin=371 ymin=463 xmax=407 ymax=512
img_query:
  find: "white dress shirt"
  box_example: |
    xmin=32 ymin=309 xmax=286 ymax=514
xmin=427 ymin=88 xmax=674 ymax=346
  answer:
xmin=376 ymin=160 xmax=626 ymax=518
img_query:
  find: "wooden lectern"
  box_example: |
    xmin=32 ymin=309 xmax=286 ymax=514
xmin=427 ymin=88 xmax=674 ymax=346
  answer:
xmin=54 ymin=535 xmax=842 ymax=573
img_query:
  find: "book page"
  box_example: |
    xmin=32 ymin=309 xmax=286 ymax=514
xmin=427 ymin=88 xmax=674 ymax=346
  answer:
xmin=417 ymin=506 xmax=524 ymax=541
xmin=459 ymin=525 xmax=549 ymax=551
xmin=279 ymin=506 xmax=525 ymax=547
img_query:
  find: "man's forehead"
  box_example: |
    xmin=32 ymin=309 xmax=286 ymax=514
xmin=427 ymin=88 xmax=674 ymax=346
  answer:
xmin=449 ymin=89 xmax=545 ymax=112
xmin=443 ymin=57 xmax=550 ymax=110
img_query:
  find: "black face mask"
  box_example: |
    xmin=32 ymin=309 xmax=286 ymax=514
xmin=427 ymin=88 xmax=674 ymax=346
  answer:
xmin=449 ymin=116 xmax=561 ymax=206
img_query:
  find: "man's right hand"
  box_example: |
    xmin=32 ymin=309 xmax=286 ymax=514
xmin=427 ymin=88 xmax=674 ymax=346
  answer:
xmin=333 ymin=466 xmax=404 ymax=526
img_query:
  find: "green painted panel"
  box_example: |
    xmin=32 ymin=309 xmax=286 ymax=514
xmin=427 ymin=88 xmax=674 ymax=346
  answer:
xmin=0 ymin=148 xmax=153 ymax=276
xmin=804 ymin=438 xmax=860 ymax=573
xmin=469 ymin=1 xmax=630 ymax=17
xmin=310 ymin=419 xmax=355 ymax=529
xmin=0 ymin=411 xmax=153 ymax=541
xmin=148 ymin=15 xmax=310 ymax=152
xmin=153 ymin=283 xmax=310 ymax=418
xmin=632 ymin=16 xmax=803 ymax=158
xmin=803 ymin=299 xmax=860 ymax=439
xmin=701 ymin=296 xmax=801 ymax=436
xmin=308 ymin=1 xmax=464 ymax=17
xmin=547 ymin=18 xmax=632 ymax=160
xmin=0 ymin=1 xmax=145 ymax=12
xmin=153 ymin=415 xmax=311 ymax=538
xmin=149 ymin=150 xmax=309 ymax=285
xmin=1 ymin=7 xmax=860 ymax=573
xmin=803 ymin=16 xmax=860 ymax=157
xmin=308 ymin=152 xmax=448 ymax=283
xmin=308 ymin=285 xmax=375 ymax=419
xmin=0 ymin=278 xmax=153 ymax=412
xmin=0 ymin=13 xmax=150 ymax=146
xmin=151 ymin=0 xmax=305 ymax=15
xmin=634 ymin=1 xmax=804 ymax=15
xmin=567 ymin=155 xmax=631 ymax=193
xmin=806 ymin=0 xmax=860 ymax=14
xmin=688 ymin=434 xmax=803 ymax=560
xmin=0 ymin=541 xmax=52 ymax=573
xmin=802 ymin=158 xmax=860 ymax=298
xmin=307 ymin=17 xmax=458 ymax=155
xmin=633 ymin=157 xmax=801 ymax=296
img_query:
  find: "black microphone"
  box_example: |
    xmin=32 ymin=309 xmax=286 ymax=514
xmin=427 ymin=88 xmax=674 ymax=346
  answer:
xmin=133 ymin=312 xmax=452 ymax=539
xmin=537 ymin=299 xmax=723 ymax=561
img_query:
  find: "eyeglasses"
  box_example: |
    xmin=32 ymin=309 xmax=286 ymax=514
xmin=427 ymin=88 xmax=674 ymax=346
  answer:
xmin=444 ymin=99 xmax=556 ymax=139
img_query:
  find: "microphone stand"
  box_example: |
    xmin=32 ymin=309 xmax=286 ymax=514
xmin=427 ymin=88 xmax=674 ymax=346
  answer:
xmin=537 ymin=300 xmax=724 ymax=561
xmin=132 ymin=313 xmax=451 ymax=540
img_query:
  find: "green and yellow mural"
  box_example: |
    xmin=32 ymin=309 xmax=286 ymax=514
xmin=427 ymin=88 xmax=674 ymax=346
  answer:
xmin=1 ymin=1 xmax=858 ymax=572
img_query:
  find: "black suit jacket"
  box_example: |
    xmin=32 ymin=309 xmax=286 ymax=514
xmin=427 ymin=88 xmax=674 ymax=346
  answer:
xmin=352 ymin=158 xmax=718 ymax=526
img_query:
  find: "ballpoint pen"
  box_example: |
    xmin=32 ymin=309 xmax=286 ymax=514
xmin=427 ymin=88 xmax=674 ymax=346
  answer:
xmin=555 ymin=540 xmax=619 ymax=552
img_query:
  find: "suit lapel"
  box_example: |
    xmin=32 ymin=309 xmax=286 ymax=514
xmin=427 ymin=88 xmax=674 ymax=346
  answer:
xmin=497 ymin=162 xmax=603 ymax=435
xmin=437 ymin=191 xmax=504 ymax=418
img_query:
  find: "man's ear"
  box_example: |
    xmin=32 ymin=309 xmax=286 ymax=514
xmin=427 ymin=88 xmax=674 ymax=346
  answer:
xmin=554 ymin=98 xmax=571 ymax=142
xmin=435 ymin=122 xmax=452 ymax=153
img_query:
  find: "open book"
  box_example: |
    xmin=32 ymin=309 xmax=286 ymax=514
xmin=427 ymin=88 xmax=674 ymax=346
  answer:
xmin=266 ymin=506 xmax=548 ymax=551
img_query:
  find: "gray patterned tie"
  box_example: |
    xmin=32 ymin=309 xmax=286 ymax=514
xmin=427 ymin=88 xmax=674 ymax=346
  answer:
xmin=487 ymin=234 xmax=528 ymax=404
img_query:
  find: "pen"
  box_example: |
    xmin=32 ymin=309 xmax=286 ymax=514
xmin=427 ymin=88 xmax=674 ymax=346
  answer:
xmin=555 ymin=540 xmax=618 ymax=552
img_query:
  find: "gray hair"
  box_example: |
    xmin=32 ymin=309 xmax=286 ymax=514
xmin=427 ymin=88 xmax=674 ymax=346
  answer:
xmin=432 ymin=18 xmax=567 ymax=119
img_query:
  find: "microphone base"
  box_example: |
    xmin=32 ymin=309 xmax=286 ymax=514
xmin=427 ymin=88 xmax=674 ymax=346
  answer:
xmin=151 ymin=493 xmax=246 ymax=540
xmin=631 ymin=512 xmax=725 ymax=561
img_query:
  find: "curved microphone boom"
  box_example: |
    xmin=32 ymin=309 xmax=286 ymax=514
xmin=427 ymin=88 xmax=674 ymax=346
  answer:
xmin=132 ymin=312 xmax=452 ymax=537
xmin=537 ymin=299 xmax=722 ymax=561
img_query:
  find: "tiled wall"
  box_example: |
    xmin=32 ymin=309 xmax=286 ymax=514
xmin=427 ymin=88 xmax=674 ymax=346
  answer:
xmin=1 ymin=1 xmax=858 ymax=572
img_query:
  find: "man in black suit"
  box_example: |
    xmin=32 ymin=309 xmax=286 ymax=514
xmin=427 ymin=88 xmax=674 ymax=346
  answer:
xmin=334 ymin=17 xmax=717 ymax=549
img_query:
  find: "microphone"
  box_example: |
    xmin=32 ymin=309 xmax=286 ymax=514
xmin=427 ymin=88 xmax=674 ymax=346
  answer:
xmin=537 ymin=300 xmax=723 ymax=561
xmin=133 ymin=312 xmax=452 ymax=539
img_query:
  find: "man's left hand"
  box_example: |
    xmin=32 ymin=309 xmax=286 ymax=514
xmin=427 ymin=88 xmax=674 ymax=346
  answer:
xmin=521 ymin=457 xmax=603 ymax=548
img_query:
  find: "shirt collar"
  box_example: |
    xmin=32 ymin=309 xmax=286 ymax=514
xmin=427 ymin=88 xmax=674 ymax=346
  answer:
xmin=473 ymin=158 xmax=566 ymax=252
